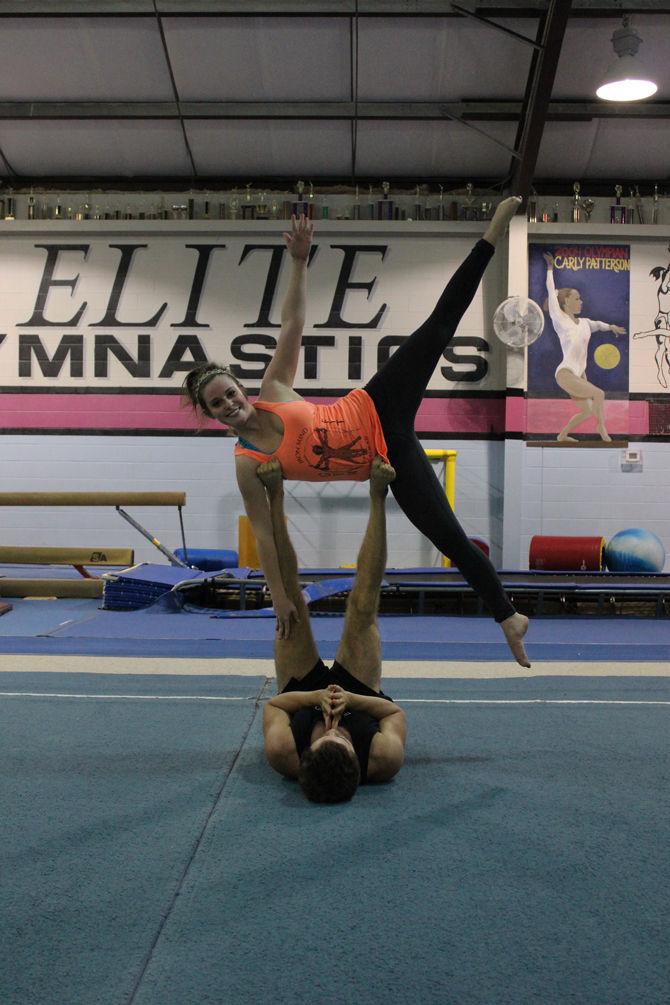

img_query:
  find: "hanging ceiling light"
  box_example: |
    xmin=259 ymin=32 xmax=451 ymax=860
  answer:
xmin=596 ymin=15 xmax=658 ymax=102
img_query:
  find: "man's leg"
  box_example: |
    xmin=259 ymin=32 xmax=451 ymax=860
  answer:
xmin=257 ymin=461 xmax=320 ymax=691
xmin=334 ymin=458 xmax=395 ymax=691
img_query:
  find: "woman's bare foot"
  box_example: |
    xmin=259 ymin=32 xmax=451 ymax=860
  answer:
xmin=483 ymin=196 xmax=523 ymax=247
xmin=598 ymin=427 xmax=612 ymax=442
xmin=370 ymin=456 xmax=396 ymax=495
xmin=257 ymin=458 xmax=283 ymax=497
xmin=557 ymin=432 xmax=578 ymax=443
xmin=501 ymin=612 xmax=531 ymax=668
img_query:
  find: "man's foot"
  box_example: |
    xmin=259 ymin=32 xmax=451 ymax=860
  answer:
xmin=483 ymin=196 xmax=523 ymax=247
xmin=501 ymin=612 xmax=531 ymax=669
xmin=370 ymin=457 xmax=395 ymax=496
xmin=257 ymin=459 xmax=283 ymax=495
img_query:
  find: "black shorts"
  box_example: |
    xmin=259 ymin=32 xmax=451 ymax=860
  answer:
xmin=280 ymin=658 xmax=393 ymax=703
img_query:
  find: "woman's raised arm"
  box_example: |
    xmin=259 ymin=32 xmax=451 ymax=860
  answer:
xmin=260 ymin=214 xmax=313 ymax=401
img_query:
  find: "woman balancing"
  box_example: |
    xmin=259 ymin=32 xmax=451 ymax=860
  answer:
xmin=184 ymin=199 xmax=530 ymax=668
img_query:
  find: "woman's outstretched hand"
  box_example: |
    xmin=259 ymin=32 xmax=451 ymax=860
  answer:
xmin=283 ymin=213 xmax=313 ymax=261
xmin=611 ymin=325 xmax=627 ymax=336
xmin=543 ymin=252 xmax=555 ymax=268
xmin=274 ymin=596 xmax=299 ymax=640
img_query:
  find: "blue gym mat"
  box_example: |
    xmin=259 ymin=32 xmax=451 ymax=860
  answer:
xmin=1 ymin=600 xmax=670 ymax=661
xmin=1 ymin=673 xmax=668 ymax=1005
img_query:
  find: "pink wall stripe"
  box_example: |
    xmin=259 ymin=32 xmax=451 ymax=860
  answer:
xmin=0 ymin=393 xmax=651 ymax=436
xmin=0 ymin=393 xmax=507 ymax=434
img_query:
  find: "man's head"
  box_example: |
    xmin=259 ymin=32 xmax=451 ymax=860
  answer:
xmin=298 ymin=730 xmax=360 ymax=803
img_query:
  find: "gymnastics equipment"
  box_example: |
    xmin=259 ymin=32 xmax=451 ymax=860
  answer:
xmin=425 ymin=449 xmax=457 ymax=568
xmin=173 ymin=548 xmax=238 ymax=572
xmin=0 ymin=601 xmax=12 ymax=615
xmin=238 ymin=515 xmax=261 ymax=568
xmin=529 ymin=535 xmax=605 ymax=571
xmin=604 ymin=528 xmax=666 ymax=573
xmin=0 ymin=546 xmax=135 ymax=598
xmin=493 ymin=296 xmax=544 ymax=348
xmin=0 ymin=491 xmax=189 ymax=598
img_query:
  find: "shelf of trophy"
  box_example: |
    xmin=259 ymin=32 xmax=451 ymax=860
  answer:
xmin=528 ymin=222 xmax=670 ymax=239
xmin=0 ymin=219 xmax=494 ymax=236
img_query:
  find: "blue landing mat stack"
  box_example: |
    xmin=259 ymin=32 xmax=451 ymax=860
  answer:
xmin=102 ymin=565 xmax=208 ymax=610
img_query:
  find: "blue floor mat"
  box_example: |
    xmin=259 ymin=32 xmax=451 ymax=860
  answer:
xmin=0 ymin=603 xmax=669 ymax=660
xmin=2 ymin=673 xmax=667 ymax=1005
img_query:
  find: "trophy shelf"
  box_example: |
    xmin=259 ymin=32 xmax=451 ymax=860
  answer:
xmin=528 ymin=222 xmax=669 ymax=239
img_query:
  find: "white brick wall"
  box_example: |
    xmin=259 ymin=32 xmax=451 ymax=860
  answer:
xmin=519 ymin=441 xmax=669 ymax=571
xmin=0 ymin=433 xmax=506 ymax=569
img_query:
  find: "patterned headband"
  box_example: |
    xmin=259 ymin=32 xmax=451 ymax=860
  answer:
xmin=193 ymin=367 xmax=232 ymax=404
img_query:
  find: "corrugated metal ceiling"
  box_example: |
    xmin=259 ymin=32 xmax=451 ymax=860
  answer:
xmin=0 ymin=1 xmax=667 ymax=194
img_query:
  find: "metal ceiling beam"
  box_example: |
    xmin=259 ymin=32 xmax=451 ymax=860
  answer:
xmin=508 ymin=0 xmax=573 ymax=199
xmin=1 ymin=100 xmax=669 ymax=120
xmin=0 ymin=1 xmax=668 ymax=14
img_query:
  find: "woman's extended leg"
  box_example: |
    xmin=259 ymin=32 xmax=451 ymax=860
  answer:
xmin=364 ymin=197 xmax=521 ymax=428
xmin=362 ymin=197 xmax=530 ymax=667
xmin=385 ymin=430 xmax=529 ymax=667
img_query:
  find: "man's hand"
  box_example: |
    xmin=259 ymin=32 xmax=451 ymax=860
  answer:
xmin=273 ymin=595 xmax=299 ymax=640
xmin=315 ymin=688 xmax=335 ymax=728
xmin=283 ymin=213 xmax=313 ymax=261
xmin=328 ymin=684 xmax=349 ymax=727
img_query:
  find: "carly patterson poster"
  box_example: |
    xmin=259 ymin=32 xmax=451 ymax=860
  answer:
xmin=527 ymin=243 xmax=630 ymax=442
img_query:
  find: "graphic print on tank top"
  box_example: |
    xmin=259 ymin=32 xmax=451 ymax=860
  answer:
xmin=306 ymin=420 xmax=370 ymax=475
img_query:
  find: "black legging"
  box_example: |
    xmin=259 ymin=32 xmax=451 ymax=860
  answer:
xmin=364 ymin=239 xmax=515 ymax=623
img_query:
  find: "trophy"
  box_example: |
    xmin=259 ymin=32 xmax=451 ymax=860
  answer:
xmin=377 ymin=181 xmax=394 ymax=220
xmin=351 ymin=184 xmax=361 ymax=220
xmin=256 ymin=191 xmax=269 ymax=220
xmin=241 ymin=183 xmax=256 ymax=220
xmin=610 ymin=185 xmax=625 ymax=224
xmin=412 ymin=184 xmax=424 ymax=221
xmin=581 ymin=198 xmax=595 ymax=222
xmin=652 ymin=184 xmax=660 ymax=224
xmin=437 ymin=185 xmax=445 ymax=221
xmin=307 ymin=181 xmax=317 ymax=220
xmin=571 ymin=182 xmax=582 ymax=223
xmin=292 ymin=180 xmax=309 ymax=218
xmin=527 ymin=197 xmax=537 ymax=223
xmin=460 ymin=182 xmax=477 ymax=221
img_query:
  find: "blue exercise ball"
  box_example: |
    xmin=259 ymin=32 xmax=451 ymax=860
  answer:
xmin=604 ymin=528 xmax=666 ymax=573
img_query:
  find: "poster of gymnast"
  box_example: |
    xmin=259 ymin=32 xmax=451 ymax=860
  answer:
xmin=527 ymin=243 xmax=630 ymax=442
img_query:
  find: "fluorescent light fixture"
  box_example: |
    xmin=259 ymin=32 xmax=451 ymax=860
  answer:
xmin=596 ymin=16 xmax=658 ymax=102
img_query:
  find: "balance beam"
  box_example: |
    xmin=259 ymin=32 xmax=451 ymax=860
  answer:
xmin=0 ymin=578 xmax=104 ymax=599
xmin=0 ymin=546 xmax=134 ymax=566
xmin=0 ymin=491 xmax=189 ymax=567
xmin=0 ymin=492 xmax=185 ymax=507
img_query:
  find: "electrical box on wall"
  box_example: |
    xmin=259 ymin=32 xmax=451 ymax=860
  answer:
xmin=621 ymin=448 xmax=643 ymax=472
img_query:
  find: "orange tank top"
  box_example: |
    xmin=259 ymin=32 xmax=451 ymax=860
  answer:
xmin=233 ymin=388 xmax=388 ymax=481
